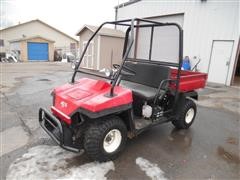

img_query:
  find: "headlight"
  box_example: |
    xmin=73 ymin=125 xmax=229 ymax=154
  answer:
xmin=105 ymin=69 xmax=112 ymax=77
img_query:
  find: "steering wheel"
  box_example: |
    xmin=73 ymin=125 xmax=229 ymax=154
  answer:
xmin=113 ymin=64 xmax=136 ymax=76
xmin=113 ymin=64 xmax=120 ymax=69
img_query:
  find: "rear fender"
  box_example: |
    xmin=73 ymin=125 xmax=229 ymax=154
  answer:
xmin=173 ymin=93 xmax=186 ymax=119
xmin=173 ymin=91 xmax=197 ymax=119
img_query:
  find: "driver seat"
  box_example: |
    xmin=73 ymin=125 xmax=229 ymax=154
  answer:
xmin=120 ymin=61 xmax=170 ymax=102
xmin=120 ymin=80 xmax=159 ymax=101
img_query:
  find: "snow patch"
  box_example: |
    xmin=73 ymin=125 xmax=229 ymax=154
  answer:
xmin=136 ymin=157 xmax=167 ymax=180
xmin=6 ymin=145 xmax=114 ymax=180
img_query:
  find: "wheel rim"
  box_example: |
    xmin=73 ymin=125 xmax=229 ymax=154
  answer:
xmin=185 ymin=108 xmax=195 ymax=124
xmin=103 ymin=129 xmax=122 ymax=153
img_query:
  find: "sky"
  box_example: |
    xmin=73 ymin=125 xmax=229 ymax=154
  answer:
xmin=0 ymin=0 xmax=129 ymax=39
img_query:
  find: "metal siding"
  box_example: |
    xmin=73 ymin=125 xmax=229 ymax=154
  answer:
xmin=117 ymin=0 xmax=239 ymax=85
xmin=27 ymin=42 xmax=49 ymax=61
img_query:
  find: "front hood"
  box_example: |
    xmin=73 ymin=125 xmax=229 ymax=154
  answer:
xmin=52 ymin=78 xmax=132 ymax=116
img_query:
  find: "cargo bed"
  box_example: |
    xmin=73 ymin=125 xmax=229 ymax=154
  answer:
xmin=170 ymin=69 xmax=208 ymax=92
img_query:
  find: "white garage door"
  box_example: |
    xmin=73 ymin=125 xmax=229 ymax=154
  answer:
xmin=130 ymin=14 xmax=184 ymax=63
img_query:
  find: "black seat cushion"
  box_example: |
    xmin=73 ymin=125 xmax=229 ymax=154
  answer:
xmin=121 ymin=80 xmax=157 ymax=100
xmin=120 ymin=60 xmax=170 ymax=101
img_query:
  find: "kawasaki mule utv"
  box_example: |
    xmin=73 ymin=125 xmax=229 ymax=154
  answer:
xmin=39 ymin=18 xmax=207 ymax=162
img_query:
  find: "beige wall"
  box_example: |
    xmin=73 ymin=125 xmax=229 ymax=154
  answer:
xmin=78 ymin=30 xmax=124 ymax=70
xmin=17 ymin=37 xmax=54 ymax=62
xmin=0 ymin=21 xmax=77 ymax=53
xmin=99 ymin=36 xmax=124 ymax=69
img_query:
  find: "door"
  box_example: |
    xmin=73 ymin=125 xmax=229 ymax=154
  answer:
xmin=82 ymin=41 xmax=94 ymax=69
xmin=208 ymin=41 xmax=234 ymax=84
xmin=27 ymin=42 xmax=49 ymax=61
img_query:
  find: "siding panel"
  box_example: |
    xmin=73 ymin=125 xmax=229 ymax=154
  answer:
xmin=117 ymin=0 xmax=239 ymax=85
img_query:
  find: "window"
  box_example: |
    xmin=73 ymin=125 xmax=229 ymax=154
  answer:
xmin=82 ymin=41 xmax=94 ymax=69
xmin=70 ymin=43 xmax=76 ymax=50
xmin=0 ymin=39 xmax=4 ymax=47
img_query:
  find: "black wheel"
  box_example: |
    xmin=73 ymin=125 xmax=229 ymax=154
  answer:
xmin=172 ymin=99 xmax=197 ymax=129
xmin=84 ymin=116 xmax=127 ymax=162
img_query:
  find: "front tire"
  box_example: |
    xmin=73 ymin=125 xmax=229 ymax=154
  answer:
xmin=84 ymin=116 xmax=127 ymax=162
xmin=172 ymin=99 xmax=197 ymax=129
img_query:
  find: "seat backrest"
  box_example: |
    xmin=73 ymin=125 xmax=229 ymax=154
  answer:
xmin=121 ymin=60 xmax=170 ymax=88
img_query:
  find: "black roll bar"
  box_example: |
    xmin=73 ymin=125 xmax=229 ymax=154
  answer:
xmin=71 ymin=18 xmax=183 ymax=104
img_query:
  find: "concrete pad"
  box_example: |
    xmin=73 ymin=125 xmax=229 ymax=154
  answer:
xmin=198 ymin=85 xmax=240 ymax=114
xmin=0 ymin=112 xmax=21 ymax=132
xmin=0 ymin=126 xmax=29 ymax=156
xmin=23 ymin=118 xmax=39 ymax=132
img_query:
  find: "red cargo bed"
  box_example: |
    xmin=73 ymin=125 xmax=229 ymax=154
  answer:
xmin=170 ymin=69 xmax=208 ymax=92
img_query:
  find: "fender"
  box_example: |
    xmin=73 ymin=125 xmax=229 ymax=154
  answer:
xmin=73 ymin=103 xmax=132 ymax=119
xmin=174 ymin=91 xmax=198 ymax=119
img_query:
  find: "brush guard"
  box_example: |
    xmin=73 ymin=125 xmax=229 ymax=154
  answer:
xmin=39 ymin=108 xmax=80 ymax=152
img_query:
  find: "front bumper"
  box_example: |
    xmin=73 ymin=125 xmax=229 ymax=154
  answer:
xmin=39 ymin=108 xmax=80 ymax=152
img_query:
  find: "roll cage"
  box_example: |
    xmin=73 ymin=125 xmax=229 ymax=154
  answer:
xmin=71 ymin=18 xmax=183 ymax=106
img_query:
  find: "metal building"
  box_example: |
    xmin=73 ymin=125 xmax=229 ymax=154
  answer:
xmin=115 ymin=0 xmax=239 ymax=86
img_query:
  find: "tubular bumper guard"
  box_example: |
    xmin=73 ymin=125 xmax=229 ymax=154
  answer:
xmin=39 ymin=108 xmax=80 ymax=153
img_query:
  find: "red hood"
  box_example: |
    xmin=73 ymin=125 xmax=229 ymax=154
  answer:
xmin=52 ymin=78 xmax=132 ymax=116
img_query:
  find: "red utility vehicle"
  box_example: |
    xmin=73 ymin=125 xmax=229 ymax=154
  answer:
xmin=39 ymin=19 xmax=207 ymax=161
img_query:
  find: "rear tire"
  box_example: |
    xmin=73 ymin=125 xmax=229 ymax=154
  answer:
xmin=172 ymin=99 xmax=197 ymax=129
xmin=84 ymin=116 xmax=127 ymax=162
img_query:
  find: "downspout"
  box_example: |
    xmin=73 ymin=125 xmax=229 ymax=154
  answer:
xmin=114 ymin=7 xmax=118 ymax=29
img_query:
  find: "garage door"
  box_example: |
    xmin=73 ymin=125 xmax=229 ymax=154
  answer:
xmin=130 ymin=14 xmax=184 ymax=64
xmin=27 ymin=42 xmax=49 ymax=61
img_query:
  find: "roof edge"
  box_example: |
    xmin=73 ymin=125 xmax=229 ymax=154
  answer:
xmin=99 ymin=33 xmax=125 ymax=38
xmin=0 ymin=19 xmax=78 ymax=42
xmin=115 ymin=0 xmax=141 ymax=9
xmin=76 ymin=25 xmax=94 ymax=36
xmin=76 ymin=25 xmax=125 ymax=38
